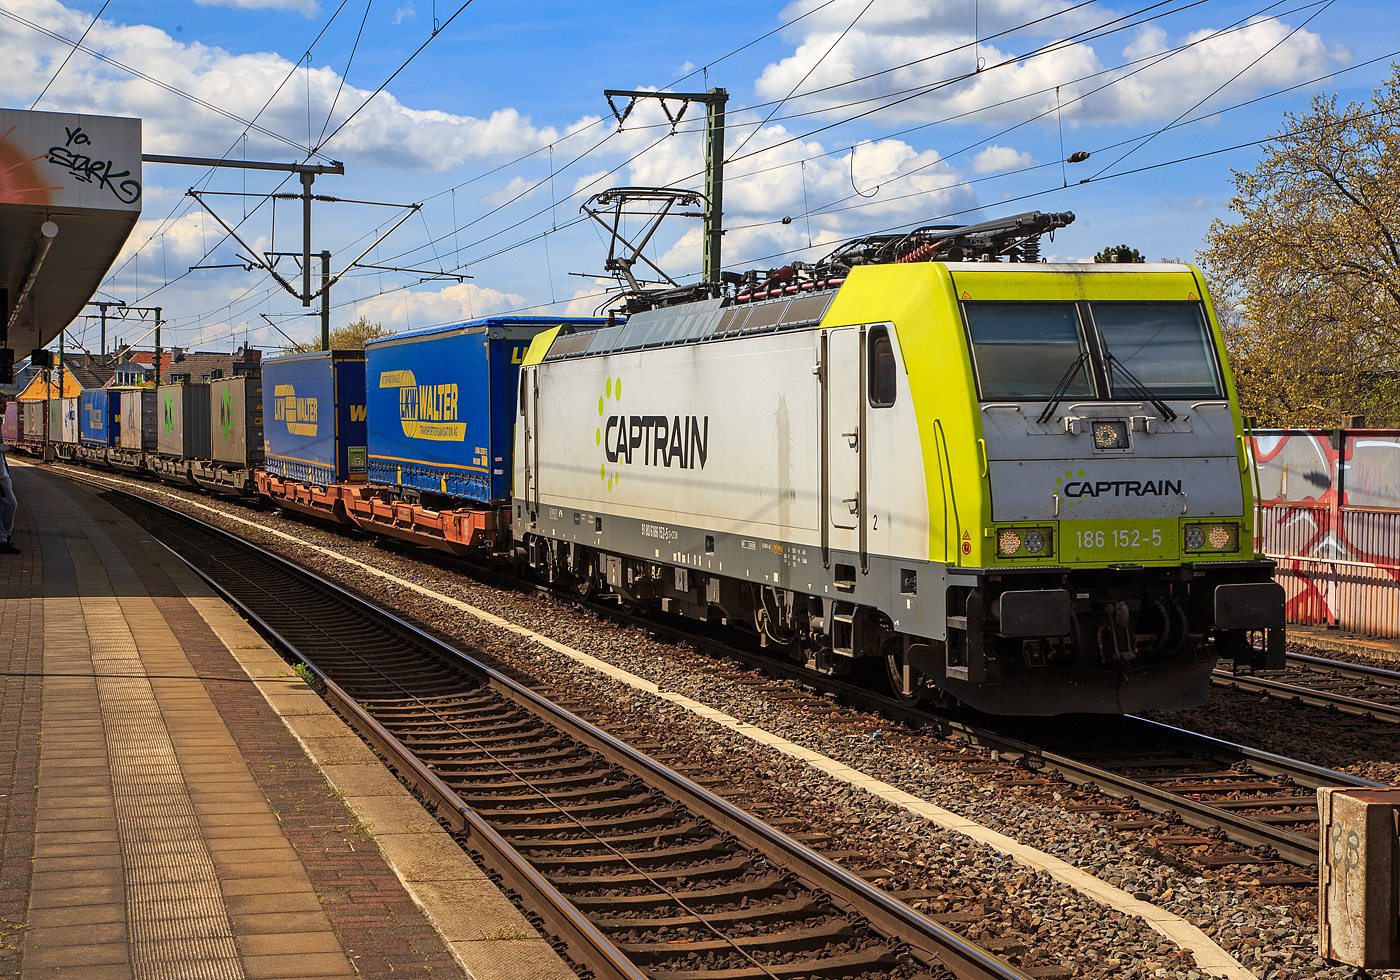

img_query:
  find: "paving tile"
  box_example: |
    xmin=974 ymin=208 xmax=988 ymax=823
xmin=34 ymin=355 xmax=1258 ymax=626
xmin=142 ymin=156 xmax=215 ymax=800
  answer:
xmin=25 ymin=921 xmax=128 ymax=948
xmin=31 ymin=852 xmax=125 ymax=873
xmin=374 ymin=832 xmax=488 ymax=884
xmin=21 ymin=963 xmax=133 ymax=980
xmin=217 ymin=874 xmax=315 ymax=896
xmin=22 ymin=940 xmax=129 ymax=969
xmin=210 ymin=846 xmax=302 ymax=867
xmin=448 ymin=938 xmax=579 ymax=980
xmin=28 ymin=885 xmax=124 ymax=909
xmin=345 ymin=794 xmax=445 ymax=837
xmin=407 ymin=880 xmax=538 ymax=942
xmin=30 ymin=868 xmax=125 ymax=890
xmin=224 ymin=891 xmax=325 ymax=916
xmin=237 ymin=931 xmax=344 ymax=955
xmin=241 ymin=951 xmax=355 ymax=979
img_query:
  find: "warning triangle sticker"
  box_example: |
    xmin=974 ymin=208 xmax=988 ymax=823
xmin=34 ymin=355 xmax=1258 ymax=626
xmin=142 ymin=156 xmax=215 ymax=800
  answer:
xmin=962 ymin=530 xmax=971 ymax=540
xmin=961 ymin=291 xmax=971 ymax=300
xmin=1188 ymin=292 xmax=1198 ymax=300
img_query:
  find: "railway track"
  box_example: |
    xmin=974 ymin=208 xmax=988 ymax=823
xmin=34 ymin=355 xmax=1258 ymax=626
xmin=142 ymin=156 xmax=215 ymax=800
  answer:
xmin=612 ymin=616 xmax=1382 ymax=870
xmin=55 ymin=465 xmax=1382 ymax=871
xmin=1214 ymin=654 xmax=1400 ymax=726
xmin=89 ymin=478 xmax=1034 ymax=980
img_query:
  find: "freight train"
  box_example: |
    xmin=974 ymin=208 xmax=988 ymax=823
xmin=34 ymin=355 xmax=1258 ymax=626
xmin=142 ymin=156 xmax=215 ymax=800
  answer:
xmin=8 ymin=211 xmax=1285 ymax=714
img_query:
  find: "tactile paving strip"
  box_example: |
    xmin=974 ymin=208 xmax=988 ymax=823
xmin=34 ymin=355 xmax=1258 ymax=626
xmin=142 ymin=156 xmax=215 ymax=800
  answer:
xmin=85 ymin=598 xmax=245 ymax=980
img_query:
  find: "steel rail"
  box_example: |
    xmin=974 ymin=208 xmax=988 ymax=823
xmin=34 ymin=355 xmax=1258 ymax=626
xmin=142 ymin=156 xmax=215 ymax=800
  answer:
xmin=592 ymin=612 xmax=1374 ymax=867
xmin=1212 ymin=669 xmax=1400 ymax=726
xmin=1288 ymin=651 xmax=1400 ymax=681
xmin=61 ymin=466 xmax=1371 ymax=869
xmin=83 ymin=475 xmax=1033 ymax=980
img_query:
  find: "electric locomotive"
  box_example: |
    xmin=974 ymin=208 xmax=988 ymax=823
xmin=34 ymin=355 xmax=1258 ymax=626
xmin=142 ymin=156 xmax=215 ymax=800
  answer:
xmin=512 ymin=212 xmax=1284 ymax=715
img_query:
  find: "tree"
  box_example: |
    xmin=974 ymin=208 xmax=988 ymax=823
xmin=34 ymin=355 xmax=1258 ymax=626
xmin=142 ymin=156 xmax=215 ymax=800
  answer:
xmin=1200 ymin=66 xmax=1400 ymax=428
xmin=1094 ymin=245 xmax=1145 ymax=263
xmin=282 ymin=316 xmax=395 ymax=354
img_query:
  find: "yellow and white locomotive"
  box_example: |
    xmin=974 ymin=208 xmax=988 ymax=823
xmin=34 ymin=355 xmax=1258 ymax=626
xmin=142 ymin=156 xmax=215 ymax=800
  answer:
xmin=530 ymin=212 xmax=1278 ymax=714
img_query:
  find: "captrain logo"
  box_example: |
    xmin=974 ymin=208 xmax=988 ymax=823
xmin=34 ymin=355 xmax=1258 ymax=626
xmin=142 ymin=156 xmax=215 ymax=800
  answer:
xmin=1054 ymin=468 xmax=1184 ymax=508
xmin=379 ymin=369 xmax=464 ymax=442
xmin=596 ymin=375 xmax=709 ymax=493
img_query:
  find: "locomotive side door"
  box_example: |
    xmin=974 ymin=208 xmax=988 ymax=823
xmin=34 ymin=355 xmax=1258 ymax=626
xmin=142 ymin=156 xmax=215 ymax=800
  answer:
xmin=824 ymin=326 xmax=864 ymax=556
xmin=521 ymin=365 xmax=540 ymax=520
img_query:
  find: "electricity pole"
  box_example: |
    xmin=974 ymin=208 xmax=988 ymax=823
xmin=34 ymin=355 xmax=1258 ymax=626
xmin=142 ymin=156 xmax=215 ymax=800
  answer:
xmin=604 ymin=88 xmax=728 ymax=283
xmin=321 ymin=251 xmax=331 ymax=350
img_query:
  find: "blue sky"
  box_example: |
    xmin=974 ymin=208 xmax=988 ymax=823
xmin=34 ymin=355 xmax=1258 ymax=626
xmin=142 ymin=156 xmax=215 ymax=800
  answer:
xmin=1 ymin=0 xmax=1391 ymax=353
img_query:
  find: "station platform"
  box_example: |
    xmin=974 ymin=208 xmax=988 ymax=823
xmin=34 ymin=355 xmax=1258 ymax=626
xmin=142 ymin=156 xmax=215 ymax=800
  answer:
xmin=0 ymin=459 xmax=574 ymax=980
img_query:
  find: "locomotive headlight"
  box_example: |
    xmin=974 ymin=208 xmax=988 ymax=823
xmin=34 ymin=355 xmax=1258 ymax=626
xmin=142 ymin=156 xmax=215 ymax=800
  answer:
xmin=998 ymin=529 xmax=1023 ymax=556
xmin=1184 ymin=523 xmax=1239 ymax=552
xmin=1024 ymin=530 xmax=1046 ymax=554
xmin=1092 ymin=420 xmax=1130 ymax=451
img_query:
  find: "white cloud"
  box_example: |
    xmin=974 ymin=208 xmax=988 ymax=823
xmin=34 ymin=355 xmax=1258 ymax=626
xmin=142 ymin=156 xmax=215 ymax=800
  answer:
xmin=354 ymin=282 xmax=525 ymax=329
xmin=393 ymin=2 xmax=416 ymax=24
xmin=2 ymin=0 xmax=589 ymax=171
xmin=563 ymin=283 xmax=614 ymax=317
xmin=756 ymin=2 xmax=1346 ymax=128
xmin=972 ymin=144 xmax=1036 ymax=173
xmin=193 ymin=0 xmax=320 ymax=13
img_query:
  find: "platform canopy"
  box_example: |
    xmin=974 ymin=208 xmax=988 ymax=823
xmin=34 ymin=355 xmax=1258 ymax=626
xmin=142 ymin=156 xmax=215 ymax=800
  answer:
xmin=1 ymin=108 xmax=142 ymax=361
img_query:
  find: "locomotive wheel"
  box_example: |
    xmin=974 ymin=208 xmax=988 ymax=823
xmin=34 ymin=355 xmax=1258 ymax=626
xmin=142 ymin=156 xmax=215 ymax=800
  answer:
xmin=574 ymin=567 xmax=597 ymax=599
xmin=884 ymin=644 xmax=925 ymax=707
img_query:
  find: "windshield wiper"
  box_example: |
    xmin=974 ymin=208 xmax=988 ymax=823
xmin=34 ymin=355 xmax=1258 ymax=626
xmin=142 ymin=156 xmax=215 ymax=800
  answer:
xmin=1105 ymin=353 xmax=1178 ymax=422
xmin=1037 ymin=352 xmax=1088 ymax=424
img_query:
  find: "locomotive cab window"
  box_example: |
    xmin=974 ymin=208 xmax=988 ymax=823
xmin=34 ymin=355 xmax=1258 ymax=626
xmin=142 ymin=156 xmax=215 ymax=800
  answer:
xmin=1091 ymin=302 xmax=1222 ymax=399
xmin=963 ymin=302 xmax=1094 ymax=400
xmin=868 ymin=327 xmax=897 ymax=406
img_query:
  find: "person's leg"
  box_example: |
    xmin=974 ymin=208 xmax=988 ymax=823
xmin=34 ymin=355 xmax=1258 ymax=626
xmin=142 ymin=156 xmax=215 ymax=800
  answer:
xmin=0 ymin=472 xmax=17 ymax=549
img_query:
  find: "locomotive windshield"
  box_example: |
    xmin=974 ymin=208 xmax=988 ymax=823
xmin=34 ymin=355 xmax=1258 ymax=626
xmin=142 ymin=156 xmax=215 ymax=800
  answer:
xmin=962 ymin=299 xmax=1222 ymax=401
xmin=964 ymin=302 xmax=1093 ymax=399
xmin=1094 ymin=302 xmax=1222 ymax=399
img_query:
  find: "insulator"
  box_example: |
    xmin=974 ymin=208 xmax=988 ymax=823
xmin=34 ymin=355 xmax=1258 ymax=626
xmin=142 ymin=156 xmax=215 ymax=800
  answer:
xmin=895 ymin=242 xmax=938 ymax=264
xmin=1021 ymin=236 xmax=1041 ymax=263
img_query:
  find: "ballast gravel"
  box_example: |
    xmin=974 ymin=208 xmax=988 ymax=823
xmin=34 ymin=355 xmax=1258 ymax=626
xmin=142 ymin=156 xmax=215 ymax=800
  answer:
xmin=74 ymin=467 xmax=1400 ymax=980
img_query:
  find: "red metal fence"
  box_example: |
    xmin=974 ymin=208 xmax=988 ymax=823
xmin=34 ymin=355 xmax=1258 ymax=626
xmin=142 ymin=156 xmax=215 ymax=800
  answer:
xmin=1251 ymin=430 xmax=1400 ymax=637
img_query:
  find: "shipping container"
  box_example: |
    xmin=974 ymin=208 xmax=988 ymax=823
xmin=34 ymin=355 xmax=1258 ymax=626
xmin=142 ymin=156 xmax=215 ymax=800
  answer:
xmin=59 ymin=396 xmax=79 ymax=444
xmin=157 ymin=384 xmax=211 ymax=458
xmin=1 ymin=401 xmax=16 ymax=443
xmin=119 ymin=389 xmax=159 ymax=451
xmin=79 ymin=389 xmax=120 ymax=446
xmin=210 ymin=374 xmax=264 ymax=468
xmin=21 ymin=402 xmax=43 ymax=440
xmin=262 ymin=351 xmax=366 ymax=485
xmin=365 ymin=317 xmax=597 ymax=503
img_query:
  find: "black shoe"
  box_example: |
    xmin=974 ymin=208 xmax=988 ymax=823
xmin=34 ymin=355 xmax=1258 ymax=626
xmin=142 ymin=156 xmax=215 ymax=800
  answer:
xmin=0 ymin=542 xmax=19 ymax=555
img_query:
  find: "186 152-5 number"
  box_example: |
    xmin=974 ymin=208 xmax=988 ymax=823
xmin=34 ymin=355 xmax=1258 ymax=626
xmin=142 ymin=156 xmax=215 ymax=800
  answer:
xmin=1074 ymin=527 xmax=1163 ymax=549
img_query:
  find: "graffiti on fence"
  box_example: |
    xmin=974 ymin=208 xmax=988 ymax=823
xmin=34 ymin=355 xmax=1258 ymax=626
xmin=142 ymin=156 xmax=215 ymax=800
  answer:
xmin=1251 ymin=430 xmax=1400 ymax=636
